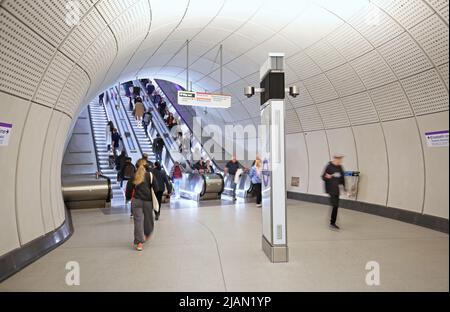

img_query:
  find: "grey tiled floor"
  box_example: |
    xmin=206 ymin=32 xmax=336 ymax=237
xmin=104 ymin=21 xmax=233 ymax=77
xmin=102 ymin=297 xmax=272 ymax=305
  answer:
xmin=0 ymin=199 xmax=448 ymax=292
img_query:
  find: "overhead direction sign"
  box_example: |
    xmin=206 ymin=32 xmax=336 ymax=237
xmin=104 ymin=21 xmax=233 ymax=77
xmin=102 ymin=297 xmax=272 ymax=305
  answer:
xmin=178 ymin=91 xmax=231 ymax=108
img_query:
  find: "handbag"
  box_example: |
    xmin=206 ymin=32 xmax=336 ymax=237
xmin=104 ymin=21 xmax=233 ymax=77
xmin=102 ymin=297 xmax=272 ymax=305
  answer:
xmin=148 ymin=172 xmax=160 ymax=212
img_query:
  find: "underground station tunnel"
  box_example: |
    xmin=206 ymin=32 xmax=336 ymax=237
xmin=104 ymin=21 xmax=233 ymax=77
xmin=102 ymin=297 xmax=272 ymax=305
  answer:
xmin=0 ymin=0 xmax=448 ymax=298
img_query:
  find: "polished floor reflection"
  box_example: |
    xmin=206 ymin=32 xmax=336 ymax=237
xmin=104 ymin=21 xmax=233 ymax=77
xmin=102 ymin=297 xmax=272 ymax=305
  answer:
xmin=0 ymin=199 xmax=448 ymax=292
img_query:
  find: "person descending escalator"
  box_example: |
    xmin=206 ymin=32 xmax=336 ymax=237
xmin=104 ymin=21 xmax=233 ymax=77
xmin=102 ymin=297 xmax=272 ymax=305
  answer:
xmin=111 ymin=128 xmax=122 ymax=153
xmin=170 ymin=162 xmax=183 ymax=199
xmin=115 ymin=150 xmax=127 ymax=172
xmin=142 ymin=109 xmax=152 ymax=135
xmin=125 ymin=159 xmax=158 ymax=252
xmin=146 ymin=81 xmax=155 ymax=99
xmin=158 ymin=100 xmax=167 ymax=118
xmin=224 ymin=155 xmax=245 ymax=201
xmin=99 ymin=93 xmax=104 ymax=106
xmin=106 ymin=121 xmax=114 ymax=151
xmin=153 ymin=134 xmax=165 ymax=162
xmin=134 ymin=97 xmax=145 ymax=128
xmin=193 ymin=158 xmax=208 ymax=173
xmin=151 ymin=162 xmax=172 ymax=221
xmin=119 ymin=157 xmax=136 ymax=187
xmin=165 ymin=112 xmax=177 ymax=130
xmin=205 ymin=160 xmax=214 ymax=174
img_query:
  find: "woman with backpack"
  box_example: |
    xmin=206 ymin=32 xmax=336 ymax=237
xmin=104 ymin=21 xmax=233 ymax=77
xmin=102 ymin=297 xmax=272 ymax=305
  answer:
xmin=171 ymin=162 xmax=183 ymax=199
xmin=126 ymin=159 xmax=158 ymax=252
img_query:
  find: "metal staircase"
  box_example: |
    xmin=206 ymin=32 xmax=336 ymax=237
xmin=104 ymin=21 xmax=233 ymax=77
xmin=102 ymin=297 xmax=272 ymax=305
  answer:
xmin=114 ymin=89 xmax=156 ymax=164
xmin=88 ymin=100 xmax=126 ymax=204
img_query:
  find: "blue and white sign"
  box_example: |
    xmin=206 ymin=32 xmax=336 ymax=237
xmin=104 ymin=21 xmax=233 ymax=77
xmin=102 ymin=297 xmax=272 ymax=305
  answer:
xmin=0 ymin=122 xmax=13 ymax=147
xmin=425 ymin=130 xmax=449 ymax=148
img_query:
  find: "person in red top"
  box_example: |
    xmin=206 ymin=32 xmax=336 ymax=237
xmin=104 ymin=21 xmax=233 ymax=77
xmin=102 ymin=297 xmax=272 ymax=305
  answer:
xmin=170 ymin=162 xmax=183 ymax=199
xmin=165 ymin=113 xmax=177 ymax=130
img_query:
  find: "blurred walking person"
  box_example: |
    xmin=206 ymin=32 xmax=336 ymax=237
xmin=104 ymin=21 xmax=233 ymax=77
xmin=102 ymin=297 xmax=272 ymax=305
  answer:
xmin=322 ymin=155 xmax=346 ymax=230
xmin=249 ymin=159 xmax=263 ymax=207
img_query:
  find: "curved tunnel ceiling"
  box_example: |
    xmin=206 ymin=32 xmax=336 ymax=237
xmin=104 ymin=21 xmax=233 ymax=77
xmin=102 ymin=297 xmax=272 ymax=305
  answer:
xmin=1 ymin=0 xmax=448 ymax=128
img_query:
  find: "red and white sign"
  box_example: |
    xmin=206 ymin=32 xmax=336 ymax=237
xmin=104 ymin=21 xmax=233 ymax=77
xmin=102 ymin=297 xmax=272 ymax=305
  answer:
xmin=178 ymin=91 xmax=231 ymax=108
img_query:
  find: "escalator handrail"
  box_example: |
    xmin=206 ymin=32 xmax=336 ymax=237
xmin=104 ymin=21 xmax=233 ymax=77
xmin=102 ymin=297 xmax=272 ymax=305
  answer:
xmin=115 ymin=86 xmax=145 ymax=157
xmin=132 ymin=82 xmax=189 ymax=170
xmin=87 ymin=104 xmax=102 ymax=173
xmin=121 ymin=83 xmax=182 ymax=175
xmin=153 ymin=80 xmax=223 ymax=172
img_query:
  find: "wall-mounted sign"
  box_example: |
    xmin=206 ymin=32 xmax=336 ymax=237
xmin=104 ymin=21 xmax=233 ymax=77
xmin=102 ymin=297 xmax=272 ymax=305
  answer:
xmin=425 ymin=130 xmax=449 ymax=148
xmin=178 ymin=91 xmax=231 ymax=108
xmin=291 ymin=177 xmax=300 ymax=187
xmin=0 ymin=122 xmax=12 ymax=147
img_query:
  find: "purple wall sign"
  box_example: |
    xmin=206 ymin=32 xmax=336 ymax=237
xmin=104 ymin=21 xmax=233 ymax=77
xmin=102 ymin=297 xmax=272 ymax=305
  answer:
xmin=0 ymin=122 xmax=13 ymax=147
xmin=425 ymin=130 xmax=449 ymax=148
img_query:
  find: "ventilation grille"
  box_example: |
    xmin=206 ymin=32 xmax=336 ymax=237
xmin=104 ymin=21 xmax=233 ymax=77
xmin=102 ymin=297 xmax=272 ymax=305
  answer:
xmin=0 ymin=9 xmax=54 ymax=99
xmin=79 ymin=29 xmax=116 ymax=82
xmin=370 ymin=82 xmax=414 ymax=121
xmin=317 ymin=100 xmax=351 ymax=129
xmin=374 ymin=0 xmax=433 ymax=29
xmin=438 ymin=63 xmax=449 ymax=88
xmin=286 ymin=52 xmax=322 ymax=80
xmin=96 ymin=0 xmax=139 ymax=24
xmin=378 ymin=32 xmax=432 ymax=79
xmin=2 ymin=0 xmax=93 ymax=47
xmin=342 ymin=92 xmax=379 ymax=125
xmin=305 ymin=40 xmax=346 ymax=72
xmin=35 ymin=52 xmax=74 ymax=108
xmin=410 ymin=14 xmax=449 ymax=66
xmin=349 ymin=4 xmax=405 ymax=48
xmin=423 ymin=0 xmax=449 ymax=22
xmin=109 ymin=0 xmax=150 ymax=49
xmin=60 ymin=9 xmax=106 ymax=62
xmin=304 ymin=74 xmax=338 ymax=103
xmin=285 ymin=109 xmax=302 ymax=134
xmin=326 ymin=63 xmax=365 ymax=97
xmin=402 ymin=69 xmax=449 ymax=115
xmin=351 ymin=50 xmax=396 ymax=89
xmin=57 ymin=66 xmax=90 ymax=117
xmin=296 ymin=105 xmax=324 ymax=132
xmin=327 ymin=23 xmax=372 ymax=62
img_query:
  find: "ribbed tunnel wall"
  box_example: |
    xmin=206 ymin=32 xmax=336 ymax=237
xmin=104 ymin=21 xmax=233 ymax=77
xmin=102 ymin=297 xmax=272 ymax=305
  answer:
xmin=0 ymin=0 xmax=448 ymax=258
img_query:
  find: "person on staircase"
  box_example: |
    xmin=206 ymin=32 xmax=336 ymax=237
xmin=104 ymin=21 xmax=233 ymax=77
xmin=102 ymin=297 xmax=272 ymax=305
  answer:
xmin=153 ymin=134 xmax=165 ymax=163
xmin=134 ymin=97 xmax=145 ymax=128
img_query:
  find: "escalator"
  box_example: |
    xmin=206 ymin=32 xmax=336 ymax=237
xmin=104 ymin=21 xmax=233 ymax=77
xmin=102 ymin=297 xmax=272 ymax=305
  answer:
xmin=129 ymin=81 xmax=225 ymax=201
xmin=88 ymin=97 xmax=125 ymax=203
xmin=146 ymin=79 xmax=252 ymax=200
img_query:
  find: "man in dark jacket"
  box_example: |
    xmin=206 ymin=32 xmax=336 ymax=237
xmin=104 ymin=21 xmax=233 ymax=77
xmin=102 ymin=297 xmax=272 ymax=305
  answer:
xmin=322 ymin=155 xmax=346 ymax=230
xmin=153 ymin=134 xmax=165 ymax=162
xmin=151 ymin=162 xmax=172 ymax=221
xmin=225 ymin=155 xmax=244 ymax=201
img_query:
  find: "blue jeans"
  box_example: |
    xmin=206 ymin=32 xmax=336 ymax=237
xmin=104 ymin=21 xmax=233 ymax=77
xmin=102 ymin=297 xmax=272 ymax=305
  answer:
xmin=173 ymin=178 xmax=181 ymax=198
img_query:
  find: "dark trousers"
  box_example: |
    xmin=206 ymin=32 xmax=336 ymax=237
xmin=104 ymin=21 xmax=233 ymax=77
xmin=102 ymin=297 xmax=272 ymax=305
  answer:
xmin=155 ymin=150 xmax=162 ymax=162
xmin=253 ymin=183 xmax=262 ymax=205
xmin=329 ymin=194 xmax=340 ymax=225
xmin=155 ymin=191 xmax=164 ymax=215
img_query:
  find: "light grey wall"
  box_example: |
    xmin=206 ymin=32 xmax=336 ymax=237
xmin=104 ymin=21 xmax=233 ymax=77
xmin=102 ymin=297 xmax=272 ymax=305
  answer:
xmin=285 ymin=111 xmax=449 ymax=219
